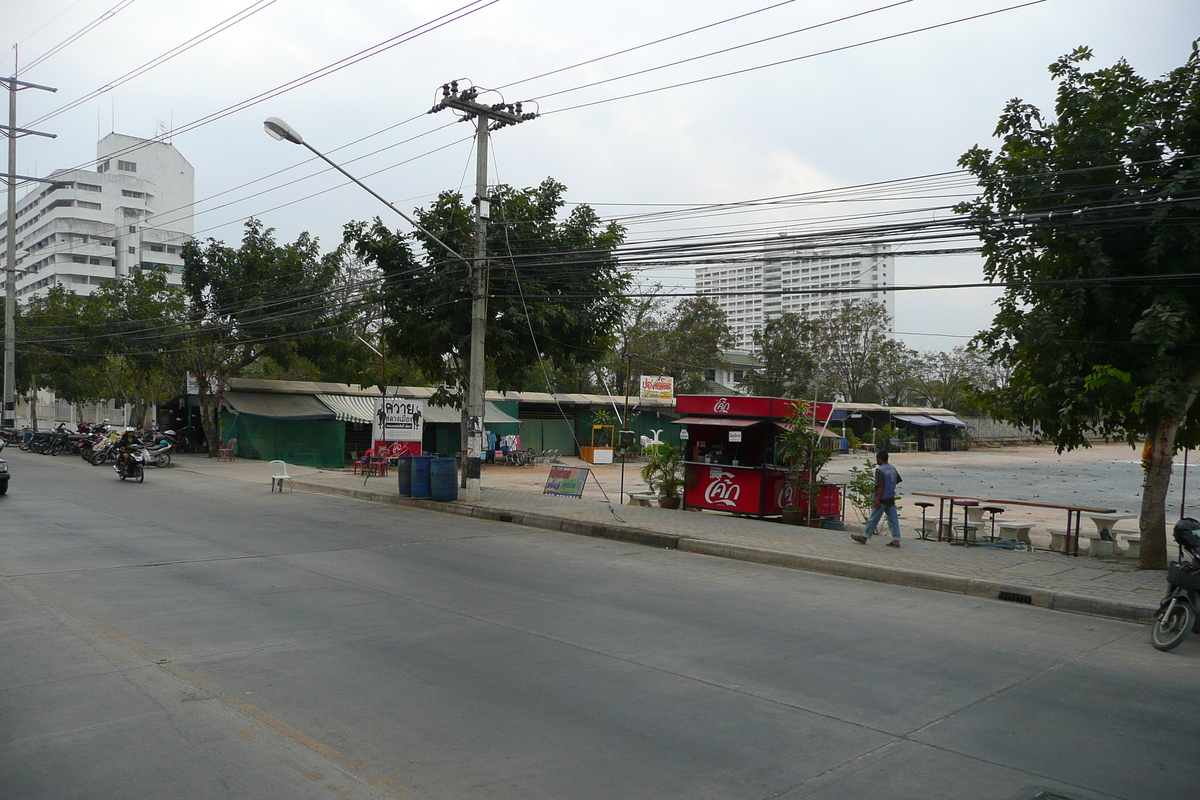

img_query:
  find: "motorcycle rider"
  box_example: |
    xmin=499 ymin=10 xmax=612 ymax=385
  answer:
xmin=115 ymin=428 xmax=140 ymax=476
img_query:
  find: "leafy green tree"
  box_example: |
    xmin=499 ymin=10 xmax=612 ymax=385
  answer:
xmin=616 ymin=293 xmax=735 ymax=394
xmin=182 ymin=219 xmax=340 ymax=454
xmin=345 ymin=178 xmax=630 ymax=426
xmin=746 ymin=313 xmax=824 ymax=398
xmin=957 ymin=44 xmax=1200 ymax=568
xmin=912 ymin=346 xmax=987 ymax=412
xmin=819 ymin=300 xmax=897 ymax=402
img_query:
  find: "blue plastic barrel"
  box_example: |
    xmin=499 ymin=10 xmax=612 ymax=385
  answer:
xmin=410 ymin=455 xmax=435 ymax=499
xmin=395 ymin=455 xmax=413 ymax=496
xmin=430 ymin=457 xmax=458 ymax=502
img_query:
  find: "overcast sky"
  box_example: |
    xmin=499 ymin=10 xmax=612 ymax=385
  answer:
xmin=7 ymin=0 xmax=1198 ymax=353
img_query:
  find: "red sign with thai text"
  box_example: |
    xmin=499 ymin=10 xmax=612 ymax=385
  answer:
xmin=684 ymin=464 xmax=762 ymax=514
xmin=675 ymin=395 xmax=834 ymax=422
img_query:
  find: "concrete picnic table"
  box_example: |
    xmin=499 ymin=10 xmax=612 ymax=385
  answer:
xmin=911 ymin=492 xmax=1115 ymax=557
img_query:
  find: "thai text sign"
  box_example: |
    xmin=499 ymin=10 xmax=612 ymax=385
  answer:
xmin=374 ymin=397 xmax=424 ymax=442
xmin=543 ymin=465 xmax=590 ymax=498
xmin=684 ymin=465 xmax=762 ymax=514
xmin=639 ymin=375 xmax=674 ymax=401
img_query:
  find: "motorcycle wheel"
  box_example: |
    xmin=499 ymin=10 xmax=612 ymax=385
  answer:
xmin=89 ymin=450 xmax=106 ymax=466
xmin=18 ymin=441 xmax=29 ymax=451
xmin=1152 ymin=600 xmax=1195 ymax=651
xmin=153 ymin=453 xmax=171 ymax=468
xmin=50 ymin=442 xmax=63 ymax=456
xmin=134 ymin=464 xmax=144 ymax=483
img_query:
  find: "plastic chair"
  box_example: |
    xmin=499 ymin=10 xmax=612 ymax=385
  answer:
xmin=217 ymin=438 xmax=237 ymax=462
xmin=353 ymin=448 xmax=374 ymax=475
xmin=269 ymin=460 xmax=293 ymax=493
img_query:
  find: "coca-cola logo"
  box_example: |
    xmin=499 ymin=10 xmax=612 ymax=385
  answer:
xmin=704 ymin=471 xmax=741 ymax=507
xmin=777 ymin=483 xmax=796 ymax=508
xmin=713 ymin=397 xmax=731 ymax=414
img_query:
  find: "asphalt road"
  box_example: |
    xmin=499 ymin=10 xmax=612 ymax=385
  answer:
xmin=1 ymin=449 xmax=1196 ymax=800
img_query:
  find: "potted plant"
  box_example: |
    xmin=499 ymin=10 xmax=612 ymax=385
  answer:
xmin=775 ymin=400 xmax=835 ymax=525
xmin=641 ymin=443 xmax=684 ymax=509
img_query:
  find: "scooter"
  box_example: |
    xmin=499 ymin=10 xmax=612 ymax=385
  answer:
xmin=113 ymin=445 xmax=146 ymax=483
xmin=143 ymin=438 xmax=174 ymax=470
xmin=1151 ymin=517 xmax=1200 ymax=651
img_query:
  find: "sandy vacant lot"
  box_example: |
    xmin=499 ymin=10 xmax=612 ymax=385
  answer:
xmin=483 ymin=441 xmax=1200 ymax=546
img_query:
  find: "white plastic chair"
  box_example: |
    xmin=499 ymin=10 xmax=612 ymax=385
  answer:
xmin=270 ymin=460 xmax=293 ymax=493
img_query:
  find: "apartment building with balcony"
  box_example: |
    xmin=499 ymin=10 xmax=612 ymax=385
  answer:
xmin=696 ymin=239 xmax=895 ymax=350
xmin=0 ymin=133 xmax=194 ymax=302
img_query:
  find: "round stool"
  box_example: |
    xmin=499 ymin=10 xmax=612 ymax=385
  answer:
xmin=951 ymin=498 xmax=979 ymax=545
xmin=981 ymin=506 xmax=1005 ymax=541
xmin=914 ymin=501 xmax=934 ymax=540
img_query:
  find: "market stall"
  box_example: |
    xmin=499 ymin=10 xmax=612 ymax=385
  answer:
xmin=674 ymin=395 xmax=842 ymax=520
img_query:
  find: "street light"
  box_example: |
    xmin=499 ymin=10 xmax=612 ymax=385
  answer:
xmin=263 ymin=117 xmax=462 ymax=263
xmin=263 ymin=116 xmax=486 ymax=498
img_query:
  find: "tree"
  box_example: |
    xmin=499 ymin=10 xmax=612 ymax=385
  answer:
xmin=957 ymin=44 xmax=1200 ymax=569
xmin=746 ymin=313 xmax=824 ymax=397
xmin=819 ymin=300 xmax=897 ymax=402
xmin=182 ymin=219 xmax=340 ymax=455
xmin=18 ymin=271 xmax=187 ymax=427
xmin=912 ymin=346 xmax=987 ymax=412
xmin=345 ymin=178 xmax=630 ymax=439
xmin=603 ymin=289 xmax=735 ymax=396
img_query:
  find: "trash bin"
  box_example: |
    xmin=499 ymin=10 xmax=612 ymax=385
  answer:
xmin=396 ymin=454 xmax=413 ymax=497
xmin=410 ymin=455 xmax=435 ymax=499
xmin=430 ymin=456 xmax=458 ymax=502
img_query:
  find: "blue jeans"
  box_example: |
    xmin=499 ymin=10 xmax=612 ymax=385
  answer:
xmin=864 ymin=500 xmax=900 ymax=541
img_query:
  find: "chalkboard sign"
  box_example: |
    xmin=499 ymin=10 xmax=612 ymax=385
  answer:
xmin=543 ymin=465 xmax=590 ymax=498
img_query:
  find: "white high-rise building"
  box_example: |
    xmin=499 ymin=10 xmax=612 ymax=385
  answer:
xmin=1 ymin=133 xmax=194 ymax=302
xmin=696 ymin=239 xmax=895 ymax=350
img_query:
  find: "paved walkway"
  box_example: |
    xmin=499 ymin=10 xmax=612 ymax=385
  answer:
xmin=170 ymin=453 xmax=1166 ymax=624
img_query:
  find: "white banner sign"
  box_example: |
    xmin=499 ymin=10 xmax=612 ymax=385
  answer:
xmin=639 ymin=375 xmax=674 ymax=401
xmin=373 ymin=397 xmax=425 ymax=442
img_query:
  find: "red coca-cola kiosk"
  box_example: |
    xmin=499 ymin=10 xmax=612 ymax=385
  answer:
xmin=675 ymin=394 xmax=842 ymax=519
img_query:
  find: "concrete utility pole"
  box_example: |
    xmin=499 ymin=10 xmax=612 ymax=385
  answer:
xmin=429 ymin=82 xmax=536 ymax=501
xmin=1 ymin=55 xmax=56 ymax=432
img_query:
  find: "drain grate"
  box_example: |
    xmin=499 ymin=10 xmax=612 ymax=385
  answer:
xmin=999 ymin=590 xmax=1033 ymax=604
xmin=498 ymin=514 xmax=514 ymax=523
xmin=1033 ymin=793 xmax=1079 ymax=800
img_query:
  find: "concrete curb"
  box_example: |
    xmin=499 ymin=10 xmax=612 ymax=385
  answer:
xmin=287 ymin=478 xmax=1157 ymax=625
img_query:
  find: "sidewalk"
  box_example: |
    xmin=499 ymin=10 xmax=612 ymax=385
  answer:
xmin=171 ymin=453 xmax=1166 ymax=624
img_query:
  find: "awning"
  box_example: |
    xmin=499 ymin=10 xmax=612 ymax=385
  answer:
xmin=776 ymin=421 xmax=841 ymax=438
xmin=223 ymin=392 xmax=335 ymax=420
xmin=893 ymin=414 xmax=941 ymax=427
xmin=316 ymin=394 xmax=377 ymax=424
xmin=421 ymin=402 xmax=521 ymax=426
xmin=673 ymin=416 xmax=760 ymax=428
xmin=927 ymin=414 xmax=970 ymax=428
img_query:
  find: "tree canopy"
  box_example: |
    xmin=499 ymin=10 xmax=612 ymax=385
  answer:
xmin=344 ymin=178 xmax=630 ymax=404
xmin=181 ymin=219 xmax=342 ymax=453
xmin=957 ymin=44 xmax=1200 ymax=568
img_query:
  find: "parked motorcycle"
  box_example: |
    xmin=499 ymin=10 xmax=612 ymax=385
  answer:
xmin=144 ymin=436 xmax=173 ymax=468
xmin=1151 ymin=517 xmax=1200 ymax=651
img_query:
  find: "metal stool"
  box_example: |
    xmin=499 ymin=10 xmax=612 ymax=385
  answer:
xmin=914 ymin=501 xmax=934 ymax=540
xmin=952 ymin=498 xmax=979 ymax=545
xmin=981 ymin=506 xmax=1005 ymax=541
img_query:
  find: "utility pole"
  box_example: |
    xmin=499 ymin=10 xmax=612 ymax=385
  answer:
xmin=1 ymin=54 xmax=56 ymax=432
xmin=429 ymin=82 xmax=536 ymax=501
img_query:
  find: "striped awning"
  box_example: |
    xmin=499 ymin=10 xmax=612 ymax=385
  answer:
xmin=316 ymin=394 xmax=377 ymax=424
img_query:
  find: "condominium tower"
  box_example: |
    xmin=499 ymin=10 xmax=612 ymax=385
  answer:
xmin=1 ymin=133 xmax=194 ymax=302
xmin=695 ymin=239 xmax=895 ymax=350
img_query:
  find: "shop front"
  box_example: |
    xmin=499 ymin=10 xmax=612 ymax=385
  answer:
xmin=674 ymin=395 xmax=842 ymax=519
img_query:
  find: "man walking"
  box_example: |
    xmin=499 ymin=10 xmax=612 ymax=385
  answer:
xmin=851 ymin=451 xmax=903 ymax=547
